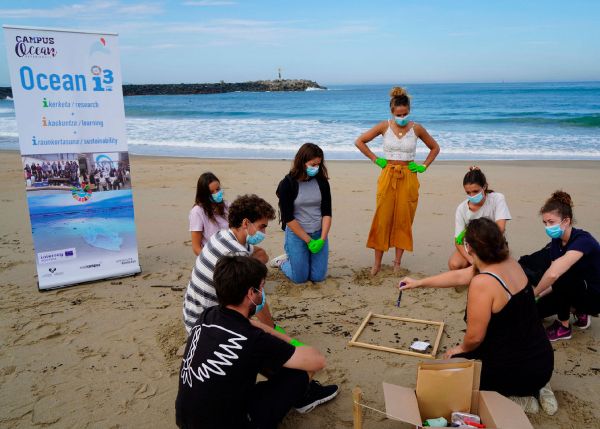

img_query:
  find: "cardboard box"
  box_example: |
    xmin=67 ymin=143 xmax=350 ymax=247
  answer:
xmin=383 ymin=358 xmax=533 ymax=429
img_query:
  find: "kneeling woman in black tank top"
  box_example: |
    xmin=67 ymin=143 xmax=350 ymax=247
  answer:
xmin=400 ymin=218 xmax=553 ymax=397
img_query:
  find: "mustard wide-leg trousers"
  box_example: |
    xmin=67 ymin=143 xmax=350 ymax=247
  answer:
xmin=367 ymin=164 xmax=420 ymax=252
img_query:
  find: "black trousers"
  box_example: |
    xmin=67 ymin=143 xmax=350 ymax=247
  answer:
xmin=247 ymin=368 xmax=309 ymax=429
xmin=519 ymin=246 xmax=600 ymax=321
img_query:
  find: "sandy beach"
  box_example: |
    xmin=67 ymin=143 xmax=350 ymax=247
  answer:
xmin=1 ymin=151 xmax=599 ymax=428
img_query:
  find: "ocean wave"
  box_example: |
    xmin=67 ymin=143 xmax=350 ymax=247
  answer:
xmin=439 ymin=114 xmax=600 ymax=128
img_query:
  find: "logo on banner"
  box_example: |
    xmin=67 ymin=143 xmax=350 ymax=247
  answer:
xmin=71 ymin=182 xmax=93 ymax=202
xmin=14 ymin=35 xmax=57 ymax=58
xmin=38 ymin=248 xmax=77 ymax=264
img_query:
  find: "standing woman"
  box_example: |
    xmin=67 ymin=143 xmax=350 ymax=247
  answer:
xmin=532 ymin=191 xmax=600 ymax=341
xmin=189 ymin=172 xmax=229 ymax=256
xmin=273 ymin=143 xmax=332 ymax=283
xmin=449 ymin=167 xmax=511 ymax=270
xmin=355 ymin=87 xmax=440 ymax=275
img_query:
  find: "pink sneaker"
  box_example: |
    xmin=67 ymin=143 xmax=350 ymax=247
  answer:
xmin=546 ymin=320 xmax=572 ymax=341
xmin=573 ymin=313 xmax=591 ymax=330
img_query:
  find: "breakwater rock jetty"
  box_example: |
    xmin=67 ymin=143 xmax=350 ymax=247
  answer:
xmin=122 ymin=79 xmax=326 ymax=96
xmin=0 ymin=79 xmax=326 ymax=99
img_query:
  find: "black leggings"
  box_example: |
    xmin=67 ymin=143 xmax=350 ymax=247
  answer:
xmin=519 ymin=247 xmax=600 ymax=321
xmin=536 ymin=272 xmax=600 ymax=321
xmin=248 ymin=368 xmax=309 ymax=429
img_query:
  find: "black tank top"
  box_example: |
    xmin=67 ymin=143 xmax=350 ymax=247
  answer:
xmin=467 ymin=271 xmax=552 ymax=368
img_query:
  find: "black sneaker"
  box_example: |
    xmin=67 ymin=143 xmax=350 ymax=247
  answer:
xmin=294 ymin=380 xmax=339 ymax=414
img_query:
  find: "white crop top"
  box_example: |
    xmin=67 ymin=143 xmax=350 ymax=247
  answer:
xmin=382 ymin=120 xmax=418 ymax=161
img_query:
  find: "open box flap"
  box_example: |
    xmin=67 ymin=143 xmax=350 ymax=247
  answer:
xmin=383 ymin=382 xmax=422 ymax=426
xmin=416 ymin=361 xmax=475 ymax=420
xmin=479 ymin=391 xmax=534 ymax=429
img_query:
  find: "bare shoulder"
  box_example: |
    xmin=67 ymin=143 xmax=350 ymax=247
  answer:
xmin=412 ymin=122 xmax=426 ymax=134
xmin=469 ymin=273 xmax=493 ymax=292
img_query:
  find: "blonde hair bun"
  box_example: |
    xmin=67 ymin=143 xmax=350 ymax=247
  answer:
xmin=390 ymin=87 xmax=409 ymax=98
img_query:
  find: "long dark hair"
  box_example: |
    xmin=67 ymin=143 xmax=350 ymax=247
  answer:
xmin=463 ymin=166 xmax=494 ymax=194
xmin=289 ymin=143 xmax=329 ymax=181
xmin=194 ymin=172 xmax=226 ymax=222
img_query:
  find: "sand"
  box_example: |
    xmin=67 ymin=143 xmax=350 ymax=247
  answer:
xmin=1 ymin=151 xmax=599 ymax=428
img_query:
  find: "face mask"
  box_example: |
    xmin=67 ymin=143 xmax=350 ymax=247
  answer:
xmin=306 ymin=165 xmax=319 ymax=177
xmin=394 ymin=115 xmax=410 ymax=126
xmin=467 ymin=191 xmax=484 ymax=204
xmin=250 ymin=288 xmax=266 ymax=314
xmin=246 ymin=222 xmax=265 ymax=245
xmin=211 ymin=189 xmax=223 ymax=203
xmin=545 ymin=222 xmax=564 ymax=239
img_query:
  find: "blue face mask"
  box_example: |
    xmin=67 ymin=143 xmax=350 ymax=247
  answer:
xmin=467 ymin=191 xmax=484 ymax=204
xmin=252 ymin=288 xmax=266 ymax=313
xmin=306 ymin=165 xmax=319 ymax=177
xmin=545 ymin=223 xmax=564 ymax=239
xmin=394 ymin=115 xmax=410 ymax=126
xmin=246 ymin=222 xmax=265 ymax=245
xmin=211 ymin=189 xmax=224 ymax=203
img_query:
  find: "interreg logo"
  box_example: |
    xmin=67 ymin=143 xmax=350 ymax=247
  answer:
xmin=14 ymin=35 xmax=57 ymax=58
xmin=72 ymin=182 xmax=93 ymax=202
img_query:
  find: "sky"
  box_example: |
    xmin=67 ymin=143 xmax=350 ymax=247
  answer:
xmin=0 ymin=0 xmax=599 ymax=86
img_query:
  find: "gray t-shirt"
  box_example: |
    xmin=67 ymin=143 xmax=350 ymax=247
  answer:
xmin=293 ymin=179 xmax=322 ymax=233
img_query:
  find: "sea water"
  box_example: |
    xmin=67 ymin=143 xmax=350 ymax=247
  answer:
xmin=1 ymin=81 xmax=598 ymax=160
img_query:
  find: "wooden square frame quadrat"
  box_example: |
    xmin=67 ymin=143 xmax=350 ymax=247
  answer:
xmin=348 ymin=312 xmax=445 ymax=359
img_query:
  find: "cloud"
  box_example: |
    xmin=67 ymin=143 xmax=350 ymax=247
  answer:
xmin=166 ymin=18 xmax=375 ymax=46
xmin=0 ymin=1 xmax=162 ymax=19
xmin=183 ymin=1 xmax=237 ymax=5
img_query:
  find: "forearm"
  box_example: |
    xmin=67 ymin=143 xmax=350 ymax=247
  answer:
xmin=534 ymin=271 xmax=558 ymax=296
xmin=250 ymin=319 xmax=292 ymax=343
xmin=354 ymin=139 xmax=377 ymax=162
xmin=417 ymin=268 xmax=472 ymax=288
xmin=191 ymin=231 xmax=203 ymax=256
xmin=423 ymin=145 xmax=440 ymax=167
xmin=321 ymin=216 xmax=332 ymax=239
xmin=286 ymin=219 xmax=311 ymax=243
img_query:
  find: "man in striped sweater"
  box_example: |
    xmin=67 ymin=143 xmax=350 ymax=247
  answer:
xmin=183 ymin=194 xmax=276 ymax=334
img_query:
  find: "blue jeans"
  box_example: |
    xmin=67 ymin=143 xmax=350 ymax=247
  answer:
xmin=281 ymin=228 xmax=328 ymax=283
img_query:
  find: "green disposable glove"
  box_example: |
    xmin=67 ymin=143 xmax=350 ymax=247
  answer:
xmin=408 ymin=161 xmax=427 ymax=173
xmin=307 ymin=238 xmax=325 ymax=254
xmin=455 ymin=229 xmax=466 ymax=245
xmin=374 ymin=157 xmax=388 ymax=169
xmin=274 ymin=325 xmax=286 ymax=335
xmin=290 ymin=338 xmax=305 ymax=347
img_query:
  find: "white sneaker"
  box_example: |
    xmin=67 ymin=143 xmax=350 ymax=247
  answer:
xmin=539 ymin=383 xmax=558 ymax=415
xmin=269 ymin=254 xmax=288 ymax=268
xmin=509 ymin=396 xmax=540 ymax=414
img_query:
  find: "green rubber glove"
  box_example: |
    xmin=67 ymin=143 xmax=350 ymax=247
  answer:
xmin=408 ymin=161 xmax=427 ymax=173
xmin=290 ymin=338 xmax=305 ymax=347
xmin=455 ymin=229 xmax=466 ymax=245
xmin=375 ymin=157 xmax=388 ymax=169
xmin=274 ymin=325 xmax=286 ymax=335
xmin=307 ymin=238 xmax=325 ymax=254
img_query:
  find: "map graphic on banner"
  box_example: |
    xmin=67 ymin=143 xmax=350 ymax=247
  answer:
xmin=3 ymin=25 xmax=141 ymax=290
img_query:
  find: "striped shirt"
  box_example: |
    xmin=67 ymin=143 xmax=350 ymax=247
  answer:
xmin=183 ymin=229 xmax=254 ymax=333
